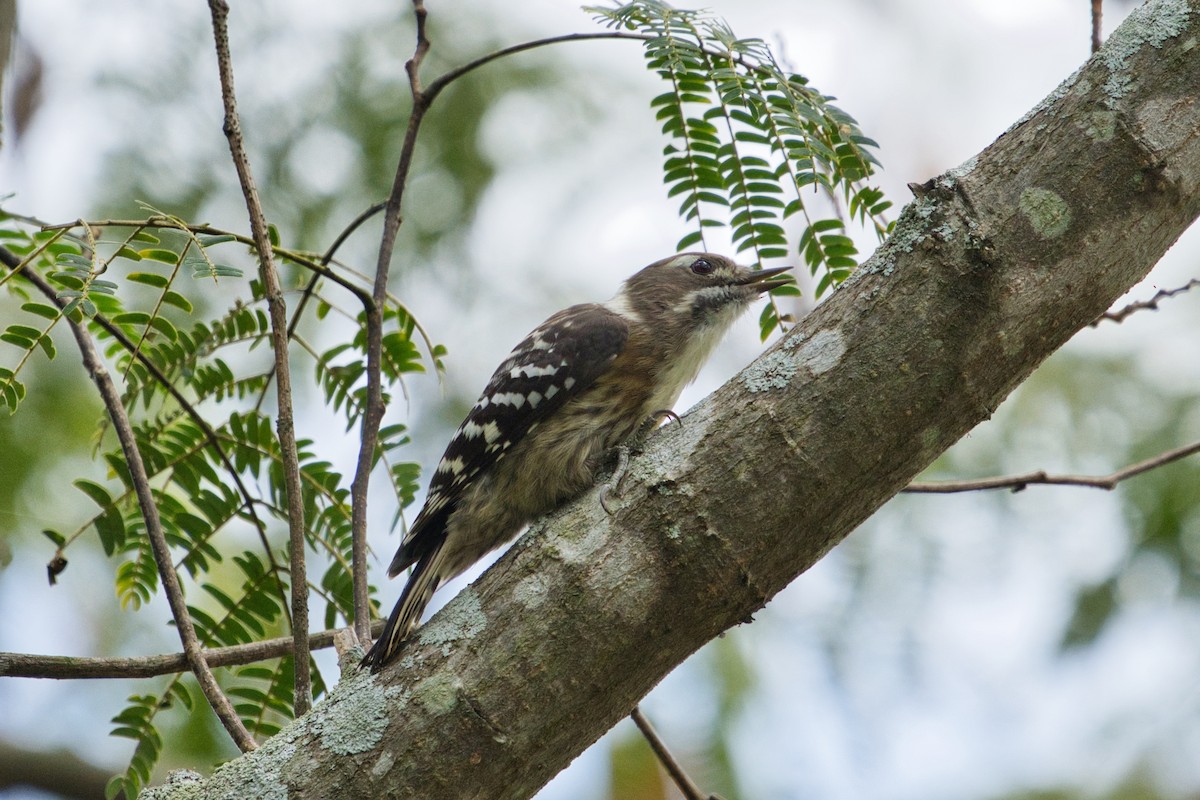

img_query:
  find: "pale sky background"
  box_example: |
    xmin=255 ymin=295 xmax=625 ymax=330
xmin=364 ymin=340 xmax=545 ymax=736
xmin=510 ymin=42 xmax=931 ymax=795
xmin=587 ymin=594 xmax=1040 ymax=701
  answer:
xmin=3 ymin=1 xmax=1200 ymax=799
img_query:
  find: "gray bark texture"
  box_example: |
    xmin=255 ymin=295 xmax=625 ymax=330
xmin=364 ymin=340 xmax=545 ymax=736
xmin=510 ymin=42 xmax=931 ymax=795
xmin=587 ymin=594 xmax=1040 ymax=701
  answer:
xmin=144 ymin=2 xmax=1200 ymax=798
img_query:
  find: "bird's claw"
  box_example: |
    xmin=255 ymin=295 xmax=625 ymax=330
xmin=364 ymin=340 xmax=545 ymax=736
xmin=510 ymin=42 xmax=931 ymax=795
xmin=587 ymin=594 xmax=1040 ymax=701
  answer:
xmin=598 ymin=411 xmax=684 ymax=515
xmin=599 ymin=445 xmax=631 ymax=515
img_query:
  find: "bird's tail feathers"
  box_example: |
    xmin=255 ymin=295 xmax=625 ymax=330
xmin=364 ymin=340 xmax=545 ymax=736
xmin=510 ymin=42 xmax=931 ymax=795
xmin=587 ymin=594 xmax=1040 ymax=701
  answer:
xmin=361 ymin=548 xmax=445 ymax=672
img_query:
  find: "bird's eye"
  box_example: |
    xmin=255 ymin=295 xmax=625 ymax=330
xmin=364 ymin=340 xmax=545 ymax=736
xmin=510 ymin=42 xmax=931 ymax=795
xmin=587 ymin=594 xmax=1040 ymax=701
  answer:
xmin=690 ymin=258 xmax=714 ymax=275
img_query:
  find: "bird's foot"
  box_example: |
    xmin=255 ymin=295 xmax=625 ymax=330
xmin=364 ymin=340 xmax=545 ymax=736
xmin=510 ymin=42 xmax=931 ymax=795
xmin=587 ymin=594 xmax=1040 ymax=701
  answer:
xmin=599 ymin=410 xmax=683 ymax=515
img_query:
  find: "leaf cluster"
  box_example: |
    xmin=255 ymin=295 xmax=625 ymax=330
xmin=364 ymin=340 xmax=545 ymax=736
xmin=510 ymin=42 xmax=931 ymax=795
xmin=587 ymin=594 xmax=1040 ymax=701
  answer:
xmin=590 ymin=0 xmax=893 ymax=335
xmin=0 ymin=212 xmax=431 ymax=793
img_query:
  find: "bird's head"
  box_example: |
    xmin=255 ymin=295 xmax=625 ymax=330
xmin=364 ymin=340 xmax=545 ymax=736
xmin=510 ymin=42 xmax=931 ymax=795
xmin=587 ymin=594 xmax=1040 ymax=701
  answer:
xmin=616 ymin=252 xmax=793 ymax=328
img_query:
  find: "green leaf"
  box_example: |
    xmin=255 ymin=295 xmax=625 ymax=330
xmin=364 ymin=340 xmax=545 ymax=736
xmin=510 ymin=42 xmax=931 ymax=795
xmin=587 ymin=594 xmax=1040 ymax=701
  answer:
xmin=56 ymin=252 xmax=92 ymax=268
xmin=113 ymin=312 xmax=152 ymax=326
xmin=138 ymin=248 xmax=181 ymax=263
xmin=52 ymin=274 xmax=85 ymax=291
xmin=162 ymin=291 xmax=194 ymax=312
xmin=21 ymin=302 xmax=59 ymax=320
xmin=1 ymin=380 xmax=22 ymax=413
xmin=6 ymin=324 xmax=42 ymax=340
xmin=193 ymin=263 xmax=244 ymax=279
xmin=127 ymin=272 xmax=170 ymax=288
xmin=0 ymin=331 xmax=35 ymax=349
xmin=149 ymin=316 xmax=179 ymax=341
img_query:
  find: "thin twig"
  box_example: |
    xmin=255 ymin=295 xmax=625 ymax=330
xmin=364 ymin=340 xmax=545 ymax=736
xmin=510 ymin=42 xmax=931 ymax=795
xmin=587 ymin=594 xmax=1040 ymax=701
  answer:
xmin=1 ymin=248 xmax=258 ymax=752
xmin=905 ymin=439 xmax=1200 ymax=494
xmin=1090 ymin=278 xmax=1200 ymax=325
xmin=423 ymin=32 xmax=643 ymax=103
xmin=323 ymin=202 xmax=389 ymax=265
xmin=350 ymin=0 xmax=433 ymax=646
xmin=287 ymin=202 xmax=389 ymax=343
xmin=252 ymin=203 xmax=387 ymax=417
xmin=0 ymin=620 xmax=386 ymax=680
xmin=40 ymin=217 xmax=377 ymax=305
xmin=630 ymin=706 xmax=714 ymax=800
xmin=206 ymin=0 xmax=312 ymax=715
xmin=1092 ymin=0 xmax=1103 ymax=54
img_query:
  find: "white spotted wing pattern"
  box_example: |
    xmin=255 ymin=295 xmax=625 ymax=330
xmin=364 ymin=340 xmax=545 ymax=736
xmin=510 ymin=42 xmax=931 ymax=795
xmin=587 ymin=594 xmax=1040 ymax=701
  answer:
xmin=386 ymin=303 xmax=630 ymax=577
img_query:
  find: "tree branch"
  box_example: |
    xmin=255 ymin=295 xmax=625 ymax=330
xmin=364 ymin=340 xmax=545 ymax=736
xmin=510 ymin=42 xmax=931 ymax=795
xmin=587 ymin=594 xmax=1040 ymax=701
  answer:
xmin=1090 ymin=276 xmax=1200 ymax=325
xmin=904 ymin=439 xmax=1200 ymax=494
xmin=142 ymin=4 xmax=1200 ymax=796
xmin=630 ymin=706 xmax=716 ymax=800
xmin=39 ymin=217 xmax=377 ymax=305
xmin=349 ymin=0 xmax=432 ymax=645
xmin=0 ymin=621 xmax=386 ymax=680
xmin=423 ymin=32 xmax=644 ymax=103
xmin=0 ymin=739 xmax=115 ymax=800
xmin=206 ymin=0 xmax=312 ymax=715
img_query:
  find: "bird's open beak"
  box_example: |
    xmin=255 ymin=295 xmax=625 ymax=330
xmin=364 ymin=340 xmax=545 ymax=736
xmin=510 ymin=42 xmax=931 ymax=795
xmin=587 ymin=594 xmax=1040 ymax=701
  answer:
xmin=740 ymin=265 xmax=794 ymax=294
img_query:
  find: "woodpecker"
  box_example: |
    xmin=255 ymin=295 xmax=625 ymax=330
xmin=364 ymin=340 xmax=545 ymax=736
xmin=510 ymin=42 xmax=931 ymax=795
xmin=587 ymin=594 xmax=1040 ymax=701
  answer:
xmin=361 ymin=253 xmax=791 ymax=671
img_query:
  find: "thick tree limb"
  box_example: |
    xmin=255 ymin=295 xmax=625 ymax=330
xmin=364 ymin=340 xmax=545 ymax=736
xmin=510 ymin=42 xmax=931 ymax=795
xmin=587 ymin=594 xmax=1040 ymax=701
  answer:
xmin=142 ymin=3 xmax=1200 ymax=798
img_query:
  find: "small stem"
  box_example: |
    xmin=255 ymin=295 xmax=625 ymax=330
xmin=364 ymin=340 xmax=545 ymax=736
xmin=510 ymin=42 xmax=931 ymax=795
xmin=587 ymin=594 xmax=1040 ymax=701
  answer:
xmin=206 ymin=0 xmax=312 ymax=715
xmin=905 ymin=439 xmax=1200 ymax=494
xmin=423 ymin=32 xmax=643 ymax=103
xmin=1090 ymin=278 xmax=1199 ymax=326
xmin=630 ymin=706 xmax=710 ymax=800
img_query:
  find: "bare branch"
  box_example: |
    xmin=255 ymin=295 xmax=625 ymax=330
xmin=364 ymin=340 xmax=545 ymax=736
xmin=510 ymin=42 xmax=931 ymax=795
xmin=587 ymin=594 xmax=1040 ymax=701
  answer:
xmin=424 ymin=32 xmax=644 ymax=103
xmin=284 ymin=201 xmax=389 ymax=357
xmin=905 ymin=439 xmax=1200 ymax=494
xmin=206 ymin=0 xmax=312 ymax=715
xmin=350 ymin=0 xmax=433 ymax=645
xmin=0 ymin=621 xmax=385 ymax=680
xmin=1092 ymin=0 xmax=1103 ymax=54
xmin=0 ymin=247 xmax=258 ymax=752
xmin=630 ymin=706 xmax=719 ymax=800
xmin=1090 ymin=277 xmax=1200 ymax=325
xmin=0 ymin=739 xmax=113 ymax=800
